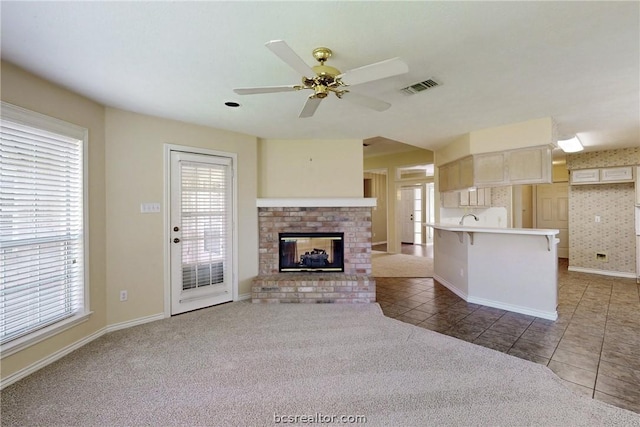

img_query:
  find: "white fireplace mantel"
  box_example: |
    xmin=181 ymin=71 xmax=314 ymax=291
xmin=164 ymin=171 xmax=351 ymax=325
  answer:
xmin=256 ymin=198 xmax=377 ymax=208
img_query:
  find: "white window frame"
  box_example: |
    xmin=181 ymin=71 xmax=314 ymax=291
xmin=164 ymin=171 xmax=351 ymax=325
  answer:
xmin=0 ymin=102 xmax=91 ymax=357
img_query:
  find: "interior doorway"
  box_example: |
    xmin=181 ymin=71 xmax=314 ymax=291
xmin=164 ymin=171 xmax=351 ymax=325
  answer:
xmin=536 ymin=182 xmax=569 ymax=258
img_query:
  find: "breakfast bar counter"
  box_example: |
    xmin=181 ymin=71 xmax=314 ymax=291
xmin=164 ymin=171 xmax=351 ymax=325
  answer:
xmin=425 ymin=223 xmax=560 ymax=320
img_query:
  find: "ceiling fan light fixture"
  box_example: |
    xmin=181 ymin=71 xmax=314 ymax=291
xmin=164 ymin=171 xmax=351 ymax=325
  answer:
xmin=234 ymin=40 xmax=409 ymax=118
xmin=314 ymin=85 xmax=329 ymax=98
xmin=558 ymin=136 xmax=583 ymax=153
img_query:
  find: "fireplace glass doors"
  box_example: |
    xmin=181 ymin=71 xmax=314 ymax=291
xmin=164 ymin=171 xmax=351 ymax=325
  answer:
xmin=279 ymin=232 xmax=344 ymax=272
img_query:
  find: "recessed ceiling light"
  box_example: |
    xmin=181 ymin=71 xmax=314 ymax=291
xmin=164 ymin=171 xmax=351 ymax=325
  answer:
xmin=224 ymin=101 xmax=240 ymax=108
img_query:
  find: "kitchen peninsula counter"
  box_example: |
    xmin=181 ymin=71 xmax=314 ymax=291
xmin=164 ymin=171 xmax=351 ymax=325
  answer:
xmin=425 ymin=223 xmax=560 ymax=320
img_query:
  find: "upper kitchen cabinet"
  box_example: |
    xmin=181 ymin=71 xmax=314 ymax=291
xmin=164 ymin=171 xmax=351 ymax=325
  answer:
xmin=570 ymin=165 xmax=635 ymax=185
xmin=439 ymin=155 xmax=473 ymax=192
xmin=474 ymin=152 xmax=508 ymax=186
xmin=459 ymin=156 xmax=474 ymax=188
xmin=507 ymin=145 xmax=553 ymax=184
xmin=439 ymin=145 xmax=553 ymax=192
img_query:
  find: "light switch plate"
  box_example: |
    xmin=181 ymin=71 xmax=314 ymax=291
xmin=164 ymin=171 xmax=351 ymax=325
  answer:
xmin=140 ymin=203 xmax=161 ymax=213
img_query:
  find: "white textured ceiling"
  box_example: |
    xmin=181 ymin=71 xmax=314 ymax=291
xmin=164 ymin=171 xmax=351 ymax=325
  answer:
xmin=1 ymin=1 xmax=638 ymax=154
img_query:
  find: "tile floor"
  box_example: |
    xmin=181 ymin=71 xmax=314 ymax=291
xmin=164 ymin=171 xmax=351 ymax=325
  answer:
xmin=374 ymin=244 xmax=640 ymax=414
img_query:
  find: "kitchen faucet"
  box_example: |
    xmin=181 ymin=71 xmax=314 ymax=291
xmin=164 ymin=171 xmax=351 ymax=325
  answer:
xmin=459 ymin=213 xmax=479 ymax=225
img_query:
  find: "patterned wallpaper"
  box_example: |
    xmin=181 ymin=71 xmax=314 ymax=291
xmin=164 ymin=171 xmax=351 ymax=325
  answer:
xmin=569 ymin=183 xmax=635 ymax=273
xmin=491 ymin=185 xmax=513 ymax=226
xmin=567 ymin=147 xmax=640 ymax=170
xmin=567 ymin=148 xmax=638 ymax=274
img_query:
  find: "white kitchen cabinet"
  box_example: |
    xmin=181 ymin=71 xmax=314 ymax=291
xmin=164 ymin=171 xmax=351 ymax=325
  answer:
xmin=507 ymin=146 xmax=552 ymax=184
xmin=458 ymin=188 xmax=492 ymax=207
xmin=459 ymin=190 xmax=470 ymax=206
xmin=481 ymin=187 xmax=491 ymax=206
xmin=474 ymin=152 xmax=508 ymax=186
xmin=438 ymin=163 xmax=450 ymax=192
xmin=570 ymin=166 xmax=635 ymax=185
xmin=459 ymin=156 xmax=474 ymax=188
xmin=600 ymin=166 xmax=633 ymax=183
xmin=474 ymin=145 xmax=552 ymax=187
xmin=440 ymin=145 xmax=552 ymax=192
xmin=439 ymin=156 xmax=473 ymax=192
xmin=570 ymin=169 xmax=600 ymax=184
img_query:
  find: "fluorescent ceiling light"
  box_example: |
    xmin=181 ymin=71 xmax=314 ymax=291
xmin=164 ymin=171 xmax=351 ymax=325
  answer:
xmin=557 ymin=136 xmax=583 ymax=153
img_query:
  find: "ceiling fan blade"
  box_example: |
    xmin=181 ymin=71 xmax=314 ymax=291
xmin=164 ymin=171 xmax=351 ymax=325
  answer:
xmin=265 ymin=40 xmax=316 ymax=77
xmin=341 ymin=92 xmax=391 ymax=112
xmin=233 ymin=85 xmax=299 ymax=95
xmin=338 ymin=57 xmax=408 ymax=86
xmin=299 ymin=96 xmax=322 ymax=118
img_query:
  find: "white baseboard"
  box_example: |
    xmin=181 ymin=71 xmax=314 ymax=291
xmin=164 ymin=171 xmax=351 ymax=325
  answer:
xmin=467 ymin=296 xmax=557 ymax=321
xmin=105 ymin=313 xmax=166 ymax=333
xmin=0 ymin=327 xmax=106 ymax=390
xmin=433 ymin=274 xmax=468 ymax=300
xmin=2 ymin=312 xmax=166 ymax=390
xmin=238 ymin=293 xmax=251 ymax=301
xmin=371 ymin=240 xmax=387 ymax=246
xmin=568 ymin=266 xmax=637 ymax=279
xmin=434 ymin=274 xmax=557 ymax=321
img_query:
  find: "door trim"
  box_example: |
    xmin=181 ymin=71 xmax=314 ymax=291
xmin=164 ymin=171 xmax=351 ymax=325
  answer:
xmin=163 ymin=143 xmax=238 ymax=317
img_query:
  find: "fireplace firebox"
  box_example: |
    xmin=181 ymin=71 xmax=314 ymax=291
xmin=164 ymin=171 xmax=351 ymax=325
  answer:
xmin=279 ymin=232 xmax=344 ymax=272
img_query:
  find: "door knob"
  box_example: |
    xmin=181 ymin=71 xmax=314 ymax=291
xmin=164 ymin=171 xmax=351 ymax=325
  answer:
xmin=173 ymin=238 xmax=180 ymax=243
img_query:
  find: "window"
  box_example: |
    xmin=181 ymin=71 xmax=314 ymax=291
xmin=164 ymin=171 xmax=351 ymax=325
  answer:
xmin=0 ymin=102 xmax=89 ymax=354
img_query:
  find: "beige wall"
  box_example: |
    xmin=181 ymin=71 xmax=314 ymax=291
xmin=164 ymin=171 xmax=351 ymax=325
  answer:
xmin=553 ymin=163 xmax=569 ymax=182
xmin=434 ymin=134 xmax=470 ymax=166
xmin=363 ymin=172 xmax=387 ymax=243
xmin=105 ymin=108 xmax=258 ymax=325
xmin=435 ymin=117 xmax=555 ymax=166
xmin=258 ymin=139 xmax=363 ymax=198
xmin=469 ymin=117 xmax=555 ymax=154
xmin=567 ymin=147 xmax=639 ymax=274
xmin=1 ymin=61 xmax=107 ymax=379
xmin=364 ymin=149 xmax=434 ymax=253
xmin=0 ymin=62 xmax=258 ymax=382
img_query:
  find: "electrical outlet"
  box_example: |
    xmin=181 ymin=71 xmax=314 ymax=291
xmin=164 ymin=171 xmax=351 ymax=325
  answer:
xmin=595 ymin=215 xmax=601 ymax=223
xmin=459 ymin=268 xmax=464 ymax=277
xmin=119 ymin=290 xmax=128 ymax=301
xmin=595 ymin=252 xmax=608 ymax=262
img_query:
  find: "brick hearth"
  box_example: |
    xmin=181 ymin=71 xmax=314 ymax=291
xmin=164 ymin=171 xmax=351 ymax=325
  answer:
xmin=253 ymin=200 xmax=376 ymax=303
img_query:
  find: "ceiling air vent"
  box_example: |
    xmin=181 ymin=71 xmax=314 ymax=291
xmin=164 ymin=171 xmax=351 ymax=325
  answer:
xmin=400 ymin=79 xmax=440 ymax=95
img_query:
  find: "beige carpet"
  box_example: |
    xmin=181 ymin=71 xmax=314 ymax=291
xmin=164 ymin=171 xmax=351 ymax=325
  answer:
xmin=371 ymin=251 xmax=433 ymax=277
xmin=2 ymin=302 xmax=638 ymax=426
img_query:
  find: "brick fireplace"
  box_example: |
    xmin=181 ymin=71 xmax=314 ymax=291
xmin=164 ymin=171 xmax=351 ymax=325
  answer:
xmin=252 ymin=198 xmax=376 ymax=303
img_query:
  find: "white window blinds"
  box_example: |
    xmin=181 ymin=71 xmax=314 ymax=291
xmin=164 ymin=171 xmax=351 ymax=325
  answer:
xmin=180 ymin=160 xmax=230 ymax=291
xmin=0 ymin=106 xmax=86 ymax=345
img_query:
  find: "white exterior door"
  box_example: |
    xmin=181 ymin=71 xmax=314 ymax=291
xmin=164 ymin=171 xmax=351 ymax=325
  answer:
xmin=170 ymin=151 xmax=234 ymax=315
xmin=400 ymin=187 xmax=421 ymax=244
xmin=536 ymin=182 xmax=569 ymax=258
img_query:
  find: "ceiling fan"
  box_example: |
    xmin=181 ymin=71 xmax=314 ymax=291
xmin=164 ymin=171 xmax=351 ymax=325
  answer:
xmin=233 ymin=40 xmax=409 ymax=118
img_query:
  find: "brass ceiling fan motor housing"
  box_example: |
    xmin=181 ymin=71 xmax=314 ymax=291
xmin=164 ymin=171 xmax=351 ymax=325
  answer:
xmin=304 ymin=47 xmax=343 ymax=99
